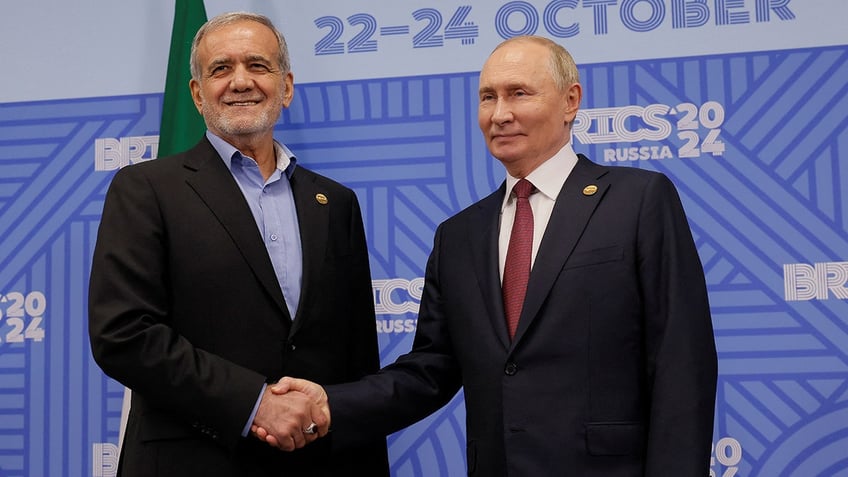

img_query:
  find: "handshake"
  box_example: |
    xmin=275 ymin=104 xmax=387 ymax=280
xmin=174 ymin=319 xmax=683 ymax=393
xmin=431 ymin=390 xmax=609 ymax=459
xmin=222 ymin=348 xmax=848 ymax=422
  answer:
xmin=250 ymin=377 xmax=329 ymax=451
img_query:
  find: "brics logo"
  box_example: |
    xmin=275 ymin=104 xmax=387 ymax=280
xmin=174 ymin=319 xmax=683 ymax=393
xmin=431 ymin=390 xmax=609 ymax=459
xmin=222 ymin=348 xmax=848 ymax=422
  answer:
xmin=373 ymin=278 xmax=423 ymax=334
xmin=92 ymin=443 xmax=118 ymax=477
xmin=574 ymin=101 xmax=726 ymax=161
xmin=784 ymin=262 xmax=848 ymax=301
xmin=373 ymin=278 xmax=423 ymax=314
xmin=94 ymin=135 xmax=159 ymax=171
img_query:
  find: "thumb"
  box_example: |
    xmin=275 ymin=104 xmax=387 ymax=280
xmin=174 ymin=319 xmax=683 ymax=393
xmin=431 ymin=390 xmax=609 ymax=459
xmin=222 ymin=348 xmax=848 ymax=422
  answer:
xmin=269 ymin=377 xmax=294 ymax=395
xmin=273 ymin=377 xmax=327 ymax=403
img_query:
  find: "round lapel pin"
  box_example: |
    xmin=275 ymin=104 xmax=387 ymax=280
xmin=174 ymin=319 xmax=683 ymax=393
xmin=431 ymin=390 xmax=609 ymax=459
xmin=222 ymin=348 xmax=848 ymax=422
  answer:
xmin=583 ymin=185 xmax=598 ymax=196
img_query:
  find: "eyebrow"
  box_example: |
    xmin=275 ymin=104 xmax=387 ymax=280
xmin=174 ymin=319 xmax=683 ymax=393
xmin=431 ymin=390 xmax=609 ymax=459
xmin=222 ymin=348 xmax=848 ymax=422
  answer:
xmin=206 ymin=54 xmax=273 ymax=70
xmin=207 ymin=58 xmax=231 ymax=68
xmin=478 ymin=82 xmax=529 ymax=94
xmin=244 ymin=54 xmax=272 ymax=64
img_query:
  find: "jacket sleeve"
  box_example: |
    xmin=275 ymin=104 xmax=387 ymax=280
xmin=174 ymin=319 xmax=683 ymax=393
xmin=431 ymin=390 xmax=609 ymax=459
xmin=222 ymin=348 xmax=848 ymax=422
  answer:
xmin=639 ymin=173 xmax=718 ymax=476
xmin=342 ymin=192 xmax=383 ymax=378
xmin=87 ymin=165 xmax=265 ymax=450
xmin=325 ymin=222 xmax=463 ymax=448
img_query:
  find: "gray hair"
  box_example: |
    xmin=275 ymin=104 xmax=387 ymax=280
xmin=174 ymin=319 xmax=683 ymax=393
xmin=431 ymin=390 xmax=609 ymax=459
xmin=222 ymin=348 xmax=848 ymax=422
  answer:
xmin=189 ymin=11 xmax=290 ymax=81
xmin=492 ymin=35 xmax=579 ymax=91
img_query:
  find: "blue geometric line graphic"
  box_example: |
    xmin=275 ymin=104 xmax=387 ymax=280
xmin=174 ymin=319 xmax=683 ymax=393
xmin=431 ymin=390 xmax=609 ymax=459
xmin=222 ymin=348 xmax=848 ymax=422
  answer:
xmin=1 ymin=43 xmax=847 ymax=476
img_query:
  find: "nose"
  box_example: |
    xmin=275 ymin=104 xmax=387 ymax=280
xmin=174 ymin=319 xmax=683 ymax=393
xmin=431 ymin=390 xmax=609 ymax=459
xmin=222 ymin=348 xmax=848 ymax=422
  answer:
xmin=490 ymin=98 xmax=512 ymax=126
xmin=230 ymin=65 xmax=254 ymax=91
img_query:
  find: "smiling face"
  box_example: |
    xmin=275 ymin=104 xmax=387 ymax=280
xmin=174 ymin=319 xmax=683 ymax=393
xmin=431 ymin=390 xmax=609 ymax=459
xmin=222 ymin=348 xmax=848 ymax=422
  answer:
xmin=189 ymin=20 xmax=293 ymax=142
xmin=478 ymin=38 xmax=581 ymax=178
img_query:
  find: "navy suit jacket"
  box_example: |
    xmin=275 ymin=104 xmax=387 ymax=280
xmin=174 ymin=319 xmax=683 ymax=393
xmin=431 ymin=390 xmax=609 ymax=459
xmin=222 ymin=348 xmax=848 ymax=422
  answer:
xmin=89 ymin=138 xmax=389 ymax=476
xmin=326 ymin=155 xmax=717 ymax=477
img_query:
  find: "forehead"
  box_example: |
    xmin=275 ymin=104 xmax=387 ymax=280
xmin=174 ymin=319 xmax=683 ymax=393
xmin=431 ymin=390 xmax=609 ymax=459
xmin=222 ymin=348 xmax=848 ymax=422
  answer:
xmin=198 ymin=20 xmax=278 ymax=60
xmin=479 ymin=41 xmax=551 ymax=88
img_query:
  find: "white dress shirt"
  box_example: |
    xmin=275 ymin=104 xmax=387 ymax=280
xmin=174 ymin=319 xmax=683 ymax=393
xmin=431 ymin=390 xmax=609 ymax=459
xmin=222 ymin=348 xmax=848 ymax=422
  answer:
xmin=498 ymin=143 xmax=579 ymax=283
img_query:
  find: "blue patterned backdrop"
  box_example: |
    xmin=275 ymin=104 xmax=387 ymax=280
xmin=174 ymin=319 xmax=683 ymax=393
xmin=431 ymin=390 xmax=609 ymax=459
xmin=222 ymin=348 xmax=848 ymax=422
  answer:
xmin=1 ymin=1 xmax=847 ymax=475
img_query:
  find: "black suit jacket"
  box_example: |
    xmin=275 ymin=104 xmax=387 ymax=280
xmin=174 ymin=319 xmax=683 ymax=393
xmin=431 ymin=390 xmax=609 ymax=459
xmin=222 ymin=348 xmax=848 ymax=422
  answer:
xmin=326 ymin=155 xmax=717 ymax=476
xmin=88 ymin=138 xmax=389 ymax=476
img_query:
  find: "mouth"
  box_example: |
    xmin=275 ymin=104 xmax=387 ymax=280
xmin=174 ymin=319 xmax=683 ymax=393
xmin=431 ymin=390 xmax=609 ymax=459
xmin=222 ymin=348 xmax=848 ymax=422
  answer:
xmin=224 ymin=99 xmax=262 ymax=106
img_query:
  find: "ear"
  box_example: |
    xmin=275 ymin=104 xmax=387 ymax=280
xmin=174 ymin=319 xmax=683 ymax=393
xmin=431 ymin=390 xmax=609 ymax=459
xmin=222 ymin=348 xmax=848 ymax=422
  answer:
xmin=281 ymin=72 xmax=295 ymax=108
xmin=189 ymin=78 xmax=203 ymax=114
xmin=563 ymin=82 xmax=582 ymax=124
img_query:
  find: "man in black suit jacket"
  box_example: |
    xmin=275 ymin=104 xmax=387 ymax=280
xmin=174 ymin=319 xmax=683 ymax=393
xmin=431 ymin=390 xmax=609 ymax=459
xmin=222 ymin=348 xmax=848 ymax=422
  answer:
xmin=88 ymin=12 xmax=389 ymax=477
xmin=267 ymin=35 xmax=718 ymax=476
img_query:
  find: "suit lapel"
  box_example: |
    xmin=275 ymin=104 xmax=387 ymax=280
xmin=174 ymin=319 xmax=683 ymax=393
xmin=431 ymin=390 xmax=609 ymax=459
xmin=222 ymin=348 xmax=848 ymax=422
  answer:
xmin=470 ymin=183 xmax=512 ymax=349
xmin=512 ymin=155 xmax=609 ymax=343
xmin=288 ymin=168 xmax=328 ymax=337
xmin=182 ymin=139 xmax=289 ymax=319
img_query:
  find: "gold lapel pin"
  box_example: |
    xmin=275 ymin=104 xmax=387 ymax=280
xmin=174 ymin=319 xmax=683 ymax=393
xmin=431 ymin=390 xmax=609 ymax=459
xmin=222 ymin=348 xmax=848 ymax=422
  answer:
xmin=315 ymin=193 xmax=328 ymax=205
xmin=583 ymin=185 xmax=598 ymax=196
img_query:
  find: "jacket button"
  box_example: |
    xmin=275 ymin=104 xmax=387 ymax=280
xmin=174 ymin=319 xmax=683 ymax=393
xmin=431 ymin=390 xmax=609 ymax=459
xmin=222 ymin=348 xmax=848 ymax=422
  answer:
xmin=504 ymin=362 xmax=518 ymax=375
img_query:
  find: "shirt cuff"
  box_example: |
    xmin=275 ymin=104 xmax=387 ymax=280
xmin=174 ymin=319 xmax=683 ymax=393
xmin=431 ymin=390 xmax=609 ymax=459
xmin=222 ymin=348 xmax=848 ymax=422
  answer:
xmin=241 ymin=383 xmax=267 ymax=437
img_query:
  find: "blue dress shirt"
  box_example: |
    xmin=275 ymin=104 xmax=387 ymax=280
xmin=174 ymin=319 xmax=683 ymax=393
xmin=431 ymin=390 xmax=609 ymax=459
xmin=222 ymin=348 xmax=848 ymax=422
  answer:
xmin=206 ymin=131 xmax=303 ymax=436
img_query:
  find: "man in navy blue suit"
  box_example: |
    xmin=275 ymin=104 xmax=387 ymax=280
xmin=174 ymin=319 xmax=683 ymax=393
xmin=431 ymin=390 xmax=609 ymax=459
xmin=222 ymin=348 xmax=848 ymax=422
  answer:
xmin=263 ymin=35 xmax=718 ymax=477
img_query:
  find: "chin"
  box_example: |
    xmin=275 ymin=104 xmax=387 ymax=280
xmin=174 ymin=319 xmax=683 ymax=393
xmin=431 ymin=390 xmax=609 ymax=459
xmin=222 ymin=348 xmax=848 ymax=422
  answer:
xmin=490 ymin=147 xmax=521 ymax=161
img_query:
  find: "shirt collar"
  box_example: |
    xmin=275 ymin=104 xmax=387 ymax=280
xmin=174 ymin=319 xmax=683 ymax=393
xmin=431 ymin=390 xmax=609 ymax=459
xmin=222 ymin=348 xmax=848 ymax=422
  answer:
xmin=502 ymin=142 xmax=579 ymax=208
xmin=206 ymin=130 xmax=298 ymax=178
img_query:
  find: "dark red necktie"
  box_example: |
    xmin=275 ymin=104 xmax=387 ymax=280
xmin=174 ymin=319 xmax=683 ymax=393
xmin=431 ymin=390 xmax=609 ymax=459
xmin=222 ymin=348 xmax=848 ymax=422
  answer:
xmin=502 ymin=179 xmax=535 ymax=340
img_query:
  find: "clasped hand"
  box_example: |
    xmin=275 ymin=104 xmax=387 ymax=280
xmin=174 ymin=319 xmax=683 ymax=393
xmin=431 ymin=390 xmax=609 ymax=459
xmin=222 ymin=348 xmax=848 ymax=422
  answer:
xmin=250 ymin=377 xmax=329 ymax=451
